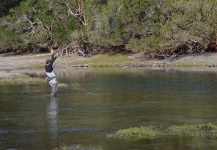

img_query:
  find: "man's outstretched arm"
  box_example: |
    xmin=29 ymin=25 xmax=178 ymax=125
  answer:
xmin=50 ymin=49 xmax=57 ymax=63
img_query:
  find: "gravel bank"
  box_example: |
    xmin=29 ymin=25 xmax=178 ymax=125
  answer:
xmin=0 ymin=54 xmax=47 ymax=83
xmin=0 ymin=54 xmax=46 ymax=70
xmin=0 ymin=53 xmax=217 ymax=79
xmin=170 ymin=53 xmax=217 ymax=67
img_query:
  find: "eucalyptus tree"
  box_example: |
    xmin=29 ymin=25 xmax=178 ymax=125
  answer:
xmin=0 ymin=0 xmax=85 ymax=52
xmin=160 ymin=0 xmax=217 ymax=52
xmin=84 ymin=0 xmax=163 ymax=52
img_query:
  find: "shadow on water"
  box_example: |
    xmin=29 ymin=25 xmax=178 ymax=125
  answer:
xmin=1 ymin=67 xmax=217 ymax=149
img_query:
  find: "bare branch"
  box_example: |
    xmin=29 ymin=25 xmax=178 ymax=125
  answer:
xmin=22 ymin=14 xmax=35 ymax=35
xmin=62 ymin=0 xmax=80 ymax=17
xmin=21 ymin=14 xmax=43 ymax=36
xmin=62 ymin=0 xmax=87 ymax=26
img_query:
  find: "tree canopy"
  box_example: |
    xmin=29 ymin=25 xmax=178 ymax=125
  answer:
xmin=0 ymin=0 xmax=217 ymax=57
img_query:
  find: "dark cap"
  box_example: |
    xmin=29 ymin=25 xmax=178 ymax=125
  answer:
xmin=45 ymin=59 xmax=51 ymax=64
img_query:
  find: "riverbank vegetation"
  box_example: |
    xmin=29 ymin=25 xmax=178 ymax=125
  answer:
xmin=0 ymin=74 xmax=44 ymax=85
xmin=60 ymin=145 xmax=103 ymax=150
xmin=1 ymin=0 xmax=217 ymax=60
xmin=108 ymin=123 xmax=217 ymax=140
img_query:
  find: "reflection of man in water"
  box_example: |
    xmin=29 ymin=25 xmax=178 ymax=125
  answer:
xmin=47 ymin=96 xmax=58 ymax=148
xmin=45 ymin=49 xmax=58 ymax=96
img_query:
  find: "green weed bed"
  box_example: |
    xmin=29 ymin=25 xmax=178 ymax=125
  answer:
xmin=108 ymin=123 xmax=217 ymax=140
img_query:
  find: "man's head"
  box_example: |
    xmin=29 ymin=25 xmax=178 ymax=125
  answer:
xmin=45 ymin=59 xmax=51 ymax=64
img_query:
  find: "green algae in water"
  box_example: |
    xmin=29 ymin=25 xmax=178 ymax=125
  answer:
xmin=108 ymin=123 xmax=217 ymax=140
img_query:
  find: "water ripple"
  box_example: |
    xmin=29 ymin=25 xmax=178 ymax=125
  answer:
xmin=8 ymin=93 xmax=28 ymax=97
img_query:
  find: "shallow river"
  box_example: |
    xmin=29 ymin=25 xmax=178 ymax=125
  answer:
xmin=1 ymin=67 xmax=217 ymax=150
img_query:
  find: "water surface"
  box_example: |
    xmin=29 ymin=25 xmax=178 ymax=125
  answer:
xmin=1 ymin=67 xmax=217 ymax=150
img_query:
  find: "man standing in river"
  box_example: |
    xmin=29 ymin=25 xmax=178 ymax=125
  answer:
xmin=45 ymin=49 xmax=58 ymax=96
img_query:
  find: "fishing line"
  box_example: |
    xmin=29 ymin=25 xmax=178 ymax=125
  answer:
xmin=56 ymin=50 xmax=96 ymax=95
xmin=63 ymin=69 xmax=87 ymax=93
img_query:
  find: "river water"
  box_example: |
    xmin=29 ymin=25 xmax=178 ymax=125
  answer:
xmin=1 ymin=67 xmax=217 ymax=150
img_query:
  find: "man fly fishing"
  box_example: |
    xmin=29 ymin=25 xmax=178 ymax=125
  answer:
xmin=45 ymin=49 xmax=58 ymax=96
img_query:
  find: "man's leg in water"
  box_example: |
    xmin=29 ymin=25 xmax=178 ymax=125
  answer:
xmin=50 ymin=82 xmax=57 ymax=96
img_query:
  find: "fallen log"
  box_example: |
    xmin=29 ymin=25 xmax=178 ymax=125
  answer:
xmin=70 ymin=64 xmax=91 ymax=67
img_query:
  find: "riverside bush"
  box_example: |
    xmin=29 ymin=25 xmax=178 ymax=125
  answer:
xmin=0 ymin=0 xmax=217 ymax=54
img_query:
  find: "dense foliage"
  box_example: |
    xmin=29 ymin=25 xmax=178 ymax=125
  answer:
xmin=0 ymin=0 xmax=217 ymax=57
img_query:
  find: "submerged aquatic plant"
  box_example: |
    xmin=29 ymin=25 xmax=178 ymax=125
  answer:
xmin=60 ymin=144 xmax=103 ymax=150
xmin=167 ymin=123 xmax=217 ymax=137
xmin=108 ymin=123 xmax=217 ymax=140
xmin=112 ymin=126 xmax=161 ymax=139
